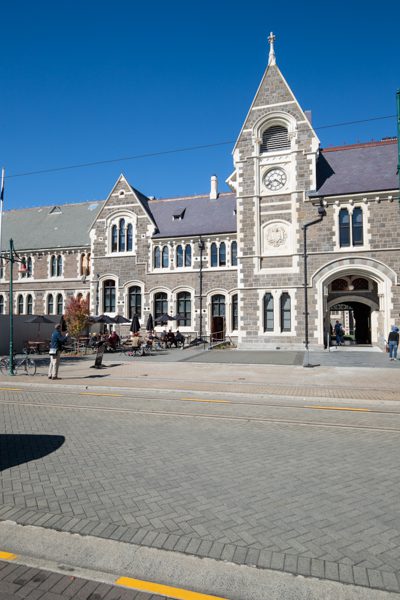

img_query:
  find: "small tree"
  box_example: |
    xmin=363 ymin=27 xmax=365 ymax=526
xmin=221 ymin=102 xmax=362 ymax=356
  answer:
xmin=64 ymin=296 xmax=90 ymax=344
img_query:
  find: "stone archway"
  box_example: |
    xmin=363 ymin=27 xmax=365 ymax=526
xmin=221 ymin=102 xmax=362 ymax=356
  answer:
xmin=312 ymin=258 xmax=396 ymax=347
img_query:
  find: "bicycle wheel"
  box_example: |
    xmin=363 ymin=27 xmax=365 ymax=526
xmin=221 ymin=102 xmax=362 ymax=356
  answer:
xmin=0 ymin=357 xmax=10 ymax=375
xmin=25 ymin=358 xmax=37 ymax=376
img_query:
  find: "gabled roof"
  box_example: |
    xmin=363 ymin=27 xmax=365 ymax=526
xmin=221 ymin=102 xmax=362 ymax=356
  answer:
xmin=148 ymin=192 xmax=237 ymax=238
xmin=1 ymin=200 xmax=105 ymax=252
xmin=310 ymin=139 xmax=398 ymax=198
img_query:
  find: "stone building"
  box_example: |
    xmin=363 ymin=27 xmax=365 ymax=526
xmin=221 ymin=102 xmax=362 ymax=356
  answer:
xmin=1 ymin=35 xmax=398 ymax=349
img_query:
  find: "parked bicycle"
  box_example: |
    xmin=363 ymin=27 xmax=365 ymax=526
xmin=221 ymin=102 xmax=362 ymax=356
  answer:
xmin=0 ymin=350 xmax=37 ymax=376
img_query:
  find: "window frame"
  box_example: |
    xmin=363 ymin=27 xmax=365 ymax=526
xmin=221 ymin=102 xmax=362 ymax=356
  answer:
xmin=263 ymin=293 xmax=274 ymax=332
xmin=280 ymin=292 xmax=291 ymax=332
xmin=154 ymin=292 xmax=168 ymax=320
xmin=103 ymin=280 xmax=116 ymax=313
xmin=128 ymin=286 xmax=142 ymax=319
xmin=177 ymin=291 xmax=191 ymax=327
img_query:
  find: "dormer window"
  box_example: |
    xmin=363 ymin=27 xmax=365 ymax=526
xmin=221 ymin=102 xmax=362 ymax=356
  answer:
xmin=173 ymin=209 xmax=186 ymax=221
xmin=260 ymin=125 xmax=290 ymax=153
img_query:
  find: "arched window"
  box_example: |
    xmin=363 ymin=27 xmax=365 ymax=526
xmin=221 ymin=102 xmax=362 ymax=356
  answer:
xmin=162 ymin=246 xmax=169 ymax=268
xmin=126 ymin=224 xmax=133 ymax=252
xmin=80 ymin=253 xmax=90 ymax=276
xmin=0 ymin=295 xmax=4 ymax=314
xmin=111 ymin=225 xmax=118 ymax=252
xmin=154 ymin=247 xmax=161 ymax=269
xmin=177 ymin=291 xmax=191 ymax=327
xmin=26 ymin=257 xmax=32 ymax=278
xmin=263 ymin=293 xmax=274 ymax=332
xmin=219 ymin=242 xmax=226 ymax=266
xmin=119 ymin=219 xmax=126 ymax=252
xmin=210 ymin=243 xmax=218 ymax=267
xmin=56 ymin=293 xmax=64 ymax=315
xmin=26 ymin=294 xmax=33 ymax=315
xmin=47 ymin=294 xmax=54 ymax=314
xmin=211 ymin=294 xmax=225 ymax=317
xmin=280 ymin=293 xmax=291 ymax=332
xmin=176 ymin=245 xmax=183 ymax=268
xmin=184 ymin=245 xmax=192 ymax=267
xmin=50 ymin=255 xmax=57 ymax=277
xmin=128 ymin=286 xmax=142 ymax=319
xmin=57 ymin=255 xmax=63 ymax=276
xmin=353 ymin=277 xmax=369 ymax=290
xmin=231 ymin=294 xmax=238 ymax=331
xmin=260 ymin=125 xmax=290 ymax=153
xmin=331 ymin=278 xmax=348 ymax=291
xmin=352 ymin=207 xmax=363 ymax=246
xmin=154 ymin=292 xmax=168 ymax=320
xmin=103 ymin=280 xmax=116 ymax=313
xmin=17 ymin=294 xmax=24 ymax=315
xmin=339 ymin=209 xmax=350 ymax=247
xmin=231 ymin=241 xmax=237 ymax=266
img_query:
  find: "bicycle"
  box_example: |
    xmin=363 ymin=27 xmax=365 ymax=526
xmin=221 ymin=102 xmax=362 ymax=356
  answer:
xmin=0 ymin=350 xmax=37 ymax=376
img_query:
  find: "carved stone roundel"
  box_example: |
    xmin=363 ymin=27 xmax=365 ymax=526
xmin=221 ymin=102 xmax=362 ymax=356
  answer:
xmin=266 ymin=224 xmax=287 ymax=247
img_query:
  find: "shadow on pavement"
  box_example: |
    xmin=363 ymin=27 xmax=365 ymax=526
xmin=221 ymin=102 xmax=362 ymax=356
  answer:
xmin=0 ymin=434 xmax=65 ymax=471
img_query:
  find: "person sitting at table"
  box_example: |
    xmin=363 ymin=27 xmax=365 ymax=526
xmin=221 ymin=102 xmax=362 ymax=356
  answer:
xmin=166 ymin=329 xmax=177 ymax=348
xmin=131 ymin=332 xmax=142 ymax=350
xmin=107 ymin=330 xmax=120 ymax=351
xmin=89 ymin=333 xmax=99 ymax=348
xmin=175 ymin=330 xmax=185 ymax=347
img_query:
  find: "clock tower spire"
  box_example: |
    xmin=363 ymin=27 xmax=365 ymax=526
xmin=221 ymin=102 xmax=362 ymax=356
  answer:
xmin=268 ymin=31 xmax=276 ymax=66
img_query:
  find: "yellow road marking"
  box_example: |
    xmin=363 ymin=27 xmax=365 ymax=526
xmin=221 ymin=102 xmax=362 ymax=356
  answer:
xmin=0 ymin=388 xmax=23 ymax=391
xmin=0 ymin=551 xmax=17 ymax=560
xmin=116 ymin=576 xmax=228 ymax=600
xmin=80 ymin=392 xmax=124 ymax=397
xmin=181 ymin=398 xmax=231 ymax=404
xmin=305 ymin=405 xmax=370 ymax=412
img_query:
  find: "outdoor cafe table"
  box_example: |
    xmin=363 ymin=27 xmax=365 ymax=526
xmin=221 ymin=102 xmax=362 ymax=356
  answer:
xmin=27 ymin=341 xmax=48 ymax=354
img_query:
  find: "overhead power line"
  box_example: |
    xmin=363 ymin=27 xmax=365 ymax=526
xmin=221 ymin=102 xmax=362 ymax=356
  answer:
xmin=5 ymin=114 xmax=396 ymax=180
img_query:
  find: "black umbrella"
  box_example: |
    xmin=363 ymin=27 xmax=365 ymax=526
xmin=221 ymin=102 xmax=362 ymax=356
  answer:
xmin=146 ymin=314 xmax=154 ymax=331
xmin=154 ymin=313 xmax=172 ymax=325
xmin=90 ymin=314 xmax=114 ymax=324
xmin=130 ymin=314 xmax=141 ymax=333
xmin=25 ymin=315 xmax=54 ymax=338
xmin=113 ymin=315 xmax=130 ymax=324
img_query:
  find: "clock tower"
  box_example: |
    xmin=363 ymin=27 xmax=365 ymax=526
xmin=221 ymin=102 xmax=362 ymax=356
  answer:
xmin=230 ymin=33 xmax=320 ymax=348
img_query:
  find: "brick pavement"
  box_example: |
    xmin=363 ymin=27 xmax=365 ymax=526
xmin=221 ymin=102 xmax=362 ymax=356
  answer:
xmin=0 ymin=390 xmax=400 ymax=594
xmin=0 ymin=559 xmax=166 ymax=599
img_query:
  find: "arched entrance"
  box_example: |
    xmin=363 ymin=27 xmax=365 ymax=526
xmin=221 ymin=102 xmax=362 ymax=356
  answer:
xmin=329 ymin=300 xmax=374 ymax=344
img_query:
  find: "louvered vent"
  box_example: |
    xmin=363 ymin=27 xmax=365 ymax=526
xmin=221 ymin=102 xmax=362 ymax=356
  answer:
xmin=260 ymin=125 xmax=290 ymax=152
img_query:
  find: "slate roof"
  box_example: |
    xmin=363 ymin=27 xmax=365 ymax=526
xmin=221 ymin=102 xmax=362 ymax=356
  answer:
xmin=148 ymin=192 xmax=237 ymax=238
xmin=0 ymin=201 xmax=105 ymax=252
xmin=310 ymin=139 xmax=398 ymax=198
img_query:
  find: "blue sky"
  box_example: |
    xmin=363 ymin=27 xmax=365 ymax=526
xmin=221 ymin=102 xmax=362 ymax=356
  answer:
xmin=1 ymin=0 xmax=399 ymax=209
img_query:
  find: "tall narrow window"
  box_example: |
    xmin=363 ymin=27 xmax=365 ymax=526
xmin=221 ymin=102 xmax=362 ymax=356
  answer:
xmin=57 ymin=255 xmax=63 ymax=276
xmin=0 ymin=259 xmax=4 ymax=279
xmin=210 ymin=243 xmax=218 ymax=267
xmin=26 ymin=294 xmax=33 ymax=315
xmin=162 ymin=246 xmax=169 ymax=268
xmin=47 ymin=294 xmax=54 ymax=314
xmin=154 ymin=247 xmax=161 ymax=268
xmin=50 ymin=255 xmax=57 ymax=277
xmin=219 ymin=242 xmax=226 ymax=266
xmin=103 ymin=280 xmax=116 ymax=313
xmin=184 ymin=245 xmax=192 ymax=267
xmin=232 ymin=294 xmax=238 ymax=331
xmin=263 ymin=293 xmax=274 ymax=332
xmin=154 ymin=292 xmax=168 ymax=320
xmin=176 ymin=245 xmax=183 ymax=268
xmin=0 ymin=295 xmax=4 ymax=314
xmin=26 ymin=257 xmax=32 ymax=278
xmin=231 ymin=241 xmax=237 ymax=266
xmin=280 ymin=293 xmax=291 ymax=332
xmin=128 ymin=286 xmax=142 ymax=319
xmin=211 ymin=294 xmax=225 ymax=317
xmin=339 ymin=208 xmax=350 ymax=247
xmin=126 ymin=224 xmax=133 ymax=251
xmin=56 ymin=293 xmax=63 ymax=315
xmin=352 ymin=207 xmax=363 ymax=246
xmin=177 ymin=291 xmax=191 ymax=326
xmin=17 ymin=295 xmax=24 ymax=315
xmin=111 ymin=225 xmax=118 ymax=252
xmin=119 ymin=219 xmax=126 ymax=252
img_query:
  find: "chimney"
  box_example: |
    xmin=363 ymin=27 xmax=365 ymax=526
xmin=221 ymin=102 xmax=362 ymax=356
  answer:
xmin=210 ymin=175 xmax=218 ymax=200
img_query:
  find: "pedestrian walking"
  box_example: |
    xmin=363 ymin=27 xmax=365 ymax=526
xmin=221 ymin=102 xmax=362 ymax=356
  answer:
xmin=387 ymin=326 xmax=399 ymax=361
xmin=48 ymin=324 xmax=68 ymax=380
xmin=334 ymin=320 xmax=344 ymax=346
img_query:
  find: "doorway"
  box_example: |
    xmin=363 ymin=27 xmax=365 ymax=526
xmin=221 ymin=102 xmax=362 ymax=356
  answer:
xmin=211 ymin=294 xmax=225 ymax=341
xmin=330 ymin=301 xmax=371 ymax=344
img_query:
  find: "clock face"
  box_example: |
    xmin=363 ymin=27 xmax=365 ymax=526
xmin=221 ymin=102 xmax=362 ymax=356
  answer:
xmin=264 ymin=168 xmax=287 ymax=191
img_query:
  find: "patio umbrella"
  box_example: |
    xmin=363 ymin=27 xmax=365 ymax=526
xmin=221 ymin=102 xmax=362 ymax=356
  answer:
xmin=146 ymin=313 xmax=154 ymax=331
xmin=113 ymin=315 xmax=130 ymax=324
xmin=25 ymin=315 xmax=54 ymax=338
xmin=130 ymin=314 xmax=141 ymax=333
xmin=154 ymin=313 xmax=172 ymax=325
xmin=91 ymin=314 xmax=114 ymax=324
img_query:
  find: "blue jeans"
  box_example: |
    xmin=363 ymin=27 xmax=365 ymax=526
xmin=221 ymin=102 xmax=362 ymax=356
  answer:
xmin=388 ymin=341 xmax=398 ymax=359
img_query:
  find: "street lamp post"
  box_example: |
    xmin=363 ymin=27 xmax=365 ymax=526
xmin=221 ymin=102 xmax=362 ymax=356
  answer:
xmin=0 ymin=239 xmax=27 ymax=375
xmin=302 ymin=203 xmax=326 ymax=368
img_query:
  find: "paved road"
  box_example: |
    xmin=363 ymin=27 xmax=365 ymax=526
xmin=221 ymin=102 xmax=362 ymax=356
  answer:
xmin=0 ymin=385 xmax=399 ymax=596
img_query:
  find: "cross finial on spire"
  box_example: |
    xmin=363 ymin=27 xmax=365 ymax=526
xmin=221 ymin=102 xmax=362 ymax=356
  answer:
xmin=268 ymin=31 xmax=276 ymax=66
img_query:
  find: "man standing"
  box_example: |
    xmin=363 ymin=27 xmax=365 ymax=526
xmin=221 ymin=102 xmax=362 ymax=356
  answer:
xmin=48 ymin=324 xmax=68 ymax=380
xmin=334 ymin=320 xmax=344 ymax=346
